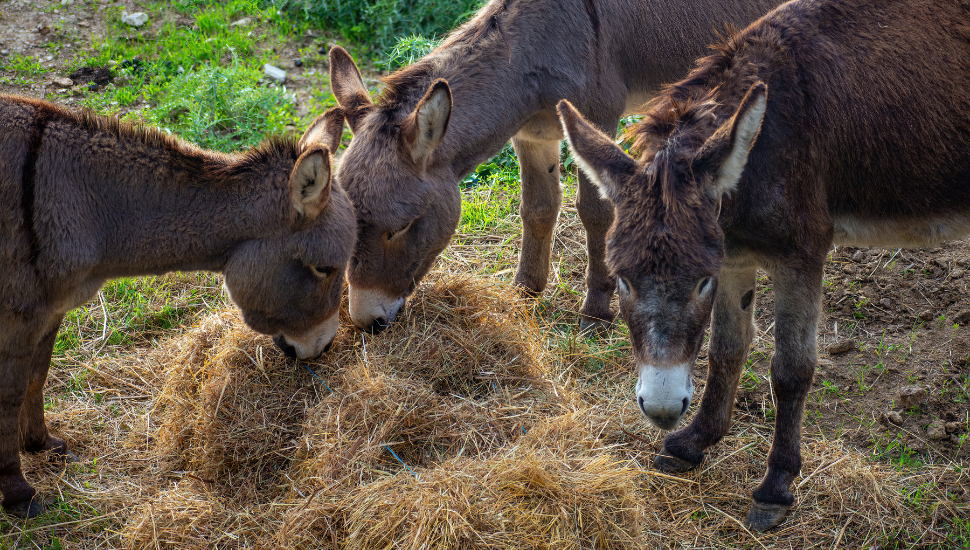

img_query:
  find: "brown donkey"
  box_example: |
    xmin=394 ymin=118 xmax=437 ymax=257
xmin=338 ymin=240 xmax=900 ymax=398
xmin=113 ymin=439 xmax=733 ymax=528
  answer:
xmin=327 ymin=0 xmax=781 ymax=333
xmin=0 ymin=96 xmax=354 ymax=516
xmin=559 ymin=0 xmax=970 ymax=531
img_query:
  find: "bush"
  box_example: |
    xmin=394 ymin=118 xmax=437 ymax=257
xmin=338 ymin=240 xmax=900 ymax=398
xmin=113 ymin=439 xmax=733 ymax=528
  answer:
xmin=144 ymin=59 xmax=297 ymax=152
xmin=279 ymin=0 xmax=485 ymax=56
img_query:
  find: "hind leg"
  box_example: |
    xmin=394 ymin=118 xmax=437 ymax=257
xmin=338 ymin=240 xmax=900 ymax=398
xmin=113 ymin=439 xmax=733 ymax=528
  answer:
xmin=512 ymin=114 xmax=564 ymax=297
xmin=21 ymin=318 xmax=67 ymax=457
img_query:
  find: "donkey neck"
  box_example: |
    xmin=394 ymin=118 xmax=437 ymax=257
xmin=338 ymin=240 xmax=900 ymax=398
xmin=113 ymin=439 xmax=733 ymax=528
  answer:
xmin=42 ymin=134 xmax=296 ymax=279
xmin=383 ymin=5 xmax=598 ymax=178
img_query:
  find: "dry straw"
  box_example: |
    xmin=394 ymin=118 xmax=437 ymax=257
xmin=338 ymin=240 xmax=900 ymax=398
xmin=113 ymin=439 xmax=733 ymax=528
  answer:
xmin=80 ymin=274 xmax=961 ymax=548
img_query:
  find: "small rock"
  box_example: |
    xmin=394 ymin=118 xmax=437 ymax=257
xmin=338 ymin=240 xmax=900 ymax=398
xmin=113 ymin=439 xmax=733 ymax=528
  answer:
xmin=897 ymin=385 xmax=927 ymax=410
xmin=78 ymin=20 xmax=90 ymax=27
xmin=121 ymin=11 xmax=149 ymax=27
xmin=954 ymin=310 xmax=970 ymax=326
xmin=946 ymin=421 xmax=964 ymax=434
xmin=928 ymin=420 xmax=948 ymax=440
xmin=952 ymin=268 xmax=966 ymax=279
xmin=230 ymin=18 xmax=251 ymax=26
xmin=52 ymin=76 xmax=73 ymax=87
xmin=61 ymin=0 xmax=73 ymax=5
xmin=827 ymin=340 xmax=857 ymax=355
xmin=88 ymin=82 xmax=99 ymax=91
xmin=852 ymin=250 xmax=865 ymax=261
xmin=909 ymin=439 xmax=927 ymax=452
xmin=293 ymin=58 xmax=303 ymax=67
xmin=917 ymin=310 xmax=935 ymax=323
xmin=880 ymin=298 xmax=893 ymax=308
xmin=0 ymin=50 xmax=8 ymax=56
xmin=884 ymin=410 xmax=903 ymax=425
xmin=263 ymin=63 xmax=286 ymax=82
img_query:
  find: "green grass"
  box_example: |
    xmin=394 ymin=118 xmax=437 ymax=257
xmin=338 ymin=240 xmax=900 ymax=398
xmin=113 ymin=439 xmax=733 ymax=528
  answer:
xmin=1 ymin=53 xmax=49 ymax=76
xmin=54 ymin=273 xmax=227 ymax=359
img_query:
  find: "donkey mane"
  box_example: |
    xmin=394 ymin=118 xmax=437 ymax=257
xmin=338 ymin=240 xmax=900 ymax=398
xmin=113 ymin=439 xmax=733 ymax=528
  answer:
xmin=40 ymin=99 xmax=302 ymax=184
xmin=378 ymin=0 xmax=516 ymax=109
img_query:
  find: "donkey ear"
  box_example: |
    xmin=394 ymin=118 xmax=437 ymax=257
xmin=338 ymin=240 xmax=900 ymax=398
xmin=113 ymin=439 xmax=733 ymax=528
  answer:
xmin=557 ymin=99 xmax=635 ymax=204
xmin=299 ymin=107 xmax=345 ymax=153
xmin=329 ymin=46 xmax=373 ymax=133
xmin=289 ymin=146 xmax=333 ymax=221
xmin=400 ymin=79 xmax=452 ymax=169
xmin=693 ymin=82 xmax=767 ymax=198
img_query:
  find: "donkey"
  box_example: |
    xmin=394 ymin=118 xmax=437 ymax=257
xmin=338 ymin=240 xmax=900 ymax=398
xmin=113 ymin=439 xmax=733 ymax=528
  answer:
xmin=326 ymin=0 xmax=781 ymax=333
xmin=558 ymin=0 xmax=970 ymax=530
xmin=0 ymin=96 xmax=354 ymax=517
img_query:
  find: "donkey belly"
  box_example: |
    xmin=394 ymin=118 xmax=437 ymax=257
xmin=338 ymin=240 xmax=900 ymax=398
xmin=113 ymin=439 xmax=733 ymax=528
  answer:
xmin=832 ymin=214 xmax=970 ymax=248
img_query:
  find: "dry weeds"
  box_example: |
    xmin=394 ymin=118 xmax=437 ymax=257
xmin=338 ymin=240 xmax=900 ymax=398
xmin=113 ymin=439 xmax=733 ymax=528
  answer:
xmin=13 ymin=274 xmax=967 ymax=549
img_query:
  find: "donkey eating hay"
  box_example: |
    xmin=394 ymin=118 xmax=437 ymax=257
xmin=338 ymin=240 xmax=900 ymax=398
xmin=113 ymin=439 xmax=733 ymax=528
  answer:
xmin=0 ymin=96 xmax=355 ymax=517
xmin=326 ymin=0 xmax=781 ymax=334
xmin=559 ymin=0 xmax=970 ymax=531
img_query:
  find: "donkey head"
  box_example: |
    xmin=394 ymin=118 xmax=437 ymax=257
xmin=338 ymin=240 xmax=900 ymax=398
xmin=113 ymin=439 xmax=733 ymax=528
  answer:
xmin=329 ymin=46 xmax=460 ymax=333
xmin=558 ymin=83 xmax=767 ymax=429
xmin=224 ymin=111 xmax=356 ymax=359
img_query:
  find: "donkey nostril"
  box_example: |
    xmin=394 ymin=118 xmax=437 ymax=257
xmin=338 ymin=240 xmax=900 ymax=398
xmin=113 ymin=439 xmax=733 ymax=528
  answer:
xmin=638 ymin=395 xmax=646 ymax=414
xmin=368 ymin=317 xmax=389 ymax=334
xmin=681 ymin=397 xmax=690 ymax=417
xmin=273 ymin=334 xmax=297 ymax=358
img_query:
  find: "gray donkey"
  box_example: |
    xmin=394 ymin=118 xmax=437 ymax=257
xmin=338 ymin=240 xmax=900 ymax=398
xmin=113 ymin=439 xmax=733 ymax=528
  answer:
xmin=0 ymin=96 xmax=355 ymax=517
xmin=327 ymin=0 xmax=781 ymax=334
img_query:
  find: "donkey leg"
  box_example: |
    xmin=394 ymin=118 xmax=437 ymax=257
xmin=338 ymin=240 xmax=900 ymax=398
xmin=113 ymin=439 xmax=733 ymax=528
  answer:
xmin=0 ymin=342 xmax=42 ymax=518
xmin=745 ymin=265 xmax=822 ymax=531
xmin=21 ymin=318 xmax=68 ymax=457
xmin=656 ymin=263 xmax=758 ymax=472
xmin=574 ymin=110 xmax=622 ymax=335
xmin=512 ymin=132 xmax=562 ymax=296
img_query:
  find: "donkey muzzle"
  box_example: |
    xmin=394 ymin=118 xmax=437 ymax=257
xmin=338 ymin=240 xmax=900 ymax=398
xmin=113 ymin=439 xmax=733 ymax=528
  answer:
xmin=349 ymin=287 xmax=405 ymax=333
xmin=275 ymin=314 xmax=339 ymax=359
xmin=636 ymin=362 xmax=694 ymax=430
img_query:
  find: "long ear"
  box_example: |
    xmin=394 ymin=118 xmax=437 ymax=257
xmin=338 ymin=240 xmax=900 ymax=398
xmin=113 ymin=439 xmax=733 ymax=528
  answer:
xmin=289 ymin=146 xmax=333 ymax=221
xmin=329 ymin=46 xmax=373 ymax=133
xmin=400 ymin=79 xmax=452 ymax=169
xmin=557 ymin=99 xmax=636 ymax=204
xmin=299 ymin=107 xmax=346 ymax=153
xmin=692 ymin=82 xmax=767 ymax=198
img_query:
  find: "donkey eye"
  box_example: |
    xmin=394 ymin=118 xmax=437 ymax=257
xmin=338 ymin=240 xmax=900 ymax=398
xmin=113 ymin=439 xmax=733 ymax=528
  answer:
xmin=696 ymin=277 xmax=712 ymax=296
xmin=386 ymin=218 xmax=417 ymax=242
xmin=617 ymin=277 xmax=631 ymax=295
xmin=309 ymin=266 xmax=335 ymax=278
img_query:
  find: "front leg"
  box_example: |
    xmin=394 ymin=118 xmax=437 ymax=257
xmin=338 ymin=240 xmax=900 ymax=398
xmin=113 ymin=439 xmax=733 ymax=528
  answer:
xmin=0 ymin=334 xmax=43 ymax=517
xmin=656 ymin=262 xmax=758 ymax=471
xmin=512 ymin=129 xmax=563 ymax=295
xmin=21 ymin=317 xmax=68 ymax=457
xmin=746 ymin=263 xmax=823 ymax=531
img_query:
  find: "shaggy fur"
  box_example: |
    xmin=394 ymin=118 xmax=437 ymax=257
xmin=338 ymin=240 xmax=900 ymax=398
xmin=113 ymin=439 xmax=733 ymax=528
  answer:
xmin=0 ymin=96 xmax=355 ymax=516
xmin=561 ymin=0 xmax=970 ymax=531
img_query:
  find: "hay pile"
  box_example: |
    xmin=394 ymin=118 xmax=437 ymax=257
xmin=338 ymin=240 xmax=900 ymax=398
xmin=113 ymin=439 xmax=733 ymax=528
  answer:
xmin=110 ymin=274 xmax=963 ymax=549
xmin=128 ymin=275 xmax=642 ymax=548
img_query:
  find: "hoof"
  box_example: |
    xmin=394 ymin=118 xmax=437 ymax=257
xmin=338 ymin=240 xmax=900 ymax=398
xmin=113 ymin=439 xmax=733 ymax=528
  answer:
xmin=744 ymin=500 xmax=791 ymax=531
xmin=4 ymin=498 xmax=44 ymax=519
xmin=51 ymin=449 xmax=78 ymax=463
xmin=578 ymin=316 xmax=614 ymax=338
xmin=654 ymin=446 xmax=701 ymax=473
